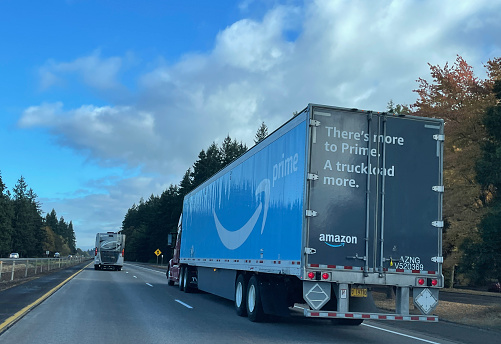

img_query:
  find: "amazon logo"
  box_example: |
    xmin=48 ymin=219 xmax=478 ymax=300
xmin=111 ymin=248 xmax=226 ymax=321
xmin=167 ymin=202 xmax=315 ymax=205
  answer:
xmin=213 ymin=179 xmax=270 ymax=250
xmin=319 ymin=234 xmax=358 ymax=248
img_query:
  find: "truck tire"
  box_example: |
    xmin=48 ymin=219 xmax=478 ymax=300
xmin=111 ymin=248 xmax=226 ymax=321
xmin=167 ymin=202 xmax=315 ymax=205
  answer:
xmin=179 ymin=267 xmax=185 ymax=291
xmin=167 ymin=267 xmax=174 ymax=286
xmin=235 ymin=274 xmax=247 ymax=317
xmin=94 ymin=265 xmax=100 ymax=270
xmin=247 ymin=275 xmax=265 ymax=322
xmin=183 ymin=267 xmax=191 ymax=293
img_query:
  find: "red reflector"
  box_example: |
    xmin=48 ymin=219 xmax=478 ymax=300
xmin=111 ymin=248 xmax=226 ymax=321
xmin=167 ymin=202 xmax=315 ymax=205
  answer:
xmin=418 ymin=278 xmax=425 ymax=285
xmin=431 ymin=279 xmax=438 ymax=286
xmin=322 ymin=273 xmax=329 ymax=280
xmin=308 ymin=272 xmax=315 ymax=279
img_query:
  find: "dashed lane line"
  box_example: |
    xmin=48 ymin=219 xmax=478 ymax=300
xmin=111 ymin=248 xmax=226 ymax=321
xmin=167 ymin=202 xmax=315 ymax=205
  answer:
xmin=175 ymin=299 xmax=193 ymax=309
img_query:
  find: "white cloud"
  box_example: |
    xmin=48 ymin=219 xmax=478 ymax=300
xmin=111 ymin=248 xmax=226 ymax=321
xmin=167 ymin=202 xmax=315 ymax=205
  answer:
xmin=213 ymin=6 xmax=297 ymax=72
xmin=27 ymin=0 xmax=501 ymax=164
xmin=38 ymin=50 xmax=123 ymax=91
xmin=19 ymin=102 xmax=163 ymax=171
xmin=20 ymin=0 xmax=501 ymax=247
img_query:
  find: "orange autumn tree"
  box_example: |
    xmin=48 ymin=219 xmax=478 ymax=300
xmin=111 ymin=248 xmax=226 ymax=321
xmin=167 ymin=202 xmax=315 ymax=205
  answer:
xmin=412 ymin=55 xmax=498 ymax=286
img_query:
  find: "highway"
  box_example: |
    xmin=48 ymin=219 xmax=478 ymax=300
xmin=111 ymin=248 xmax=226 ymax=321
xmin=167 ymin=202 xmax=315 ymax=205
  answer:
xmin=0 ymin=263 xmax=499 ymax=344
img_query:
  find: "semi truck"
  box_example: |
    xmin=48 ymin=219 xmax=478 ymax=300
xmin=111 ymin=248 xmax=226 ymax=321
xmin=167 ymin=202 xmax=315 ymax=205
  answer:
xmin=167 ymin=104 xmax=444 ymax=323
xmin=94 ymin=232 xmax=126 ymax=271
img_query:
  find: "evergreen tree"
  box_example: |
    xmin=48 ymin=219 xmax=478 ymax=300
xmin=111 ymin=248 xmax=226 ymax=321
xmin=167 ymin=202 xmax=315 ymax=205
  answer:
xmin=45 ymin=209 xmax=59 ymax=235
xmin=191 ymin=143 xmax=222 ymax=187
xmin=68 ymin=221 xmax=76 ymax=252
xmin=0 ymin=172 xmax=13 ymax=256
xmin=11 ymin=176 xmax=43 ymax=257
xmin=179 ymin=169 xmax=193 ymax=197
xmin=221 ymin=135 xmax=248 ymax=166
xmin=386 ymin=99 xmax=411 ymax=115
xmin=254 ymin=122 xmax=268 ymax=145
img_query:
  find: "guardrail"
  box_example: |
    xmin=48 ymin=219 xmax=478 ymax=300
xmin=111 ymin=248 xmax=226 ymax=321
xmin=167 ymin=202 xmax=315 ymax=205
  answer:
xmin=0 ymin=256 xmax=88 ymax=283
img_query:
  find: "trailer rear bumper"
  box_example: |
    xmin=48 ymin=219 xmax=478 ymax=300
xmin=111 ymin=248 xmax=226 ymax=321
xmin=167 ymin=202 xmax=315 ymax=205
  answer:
xmin=303 ymin=309 xmax=438 ymax=322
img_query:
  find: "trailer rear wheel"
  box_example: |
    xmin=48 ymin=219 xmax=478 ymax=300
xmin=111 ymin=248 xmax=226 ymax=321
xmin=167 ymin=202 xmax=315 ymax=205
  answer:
xmin=179 ymin=267 xmax=185 ymax=291
xmin=235 ymin=274 xmax=247 ymax=317
xmin=247 ymin=275 xmax=265 ymax=322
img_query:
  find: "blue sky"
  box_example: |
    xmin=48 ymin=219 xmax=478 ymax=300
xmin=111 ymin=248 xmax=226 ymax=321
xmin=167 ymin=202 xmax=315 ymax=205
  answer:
xmin=1 ymin=0 xmax=500 ymax=250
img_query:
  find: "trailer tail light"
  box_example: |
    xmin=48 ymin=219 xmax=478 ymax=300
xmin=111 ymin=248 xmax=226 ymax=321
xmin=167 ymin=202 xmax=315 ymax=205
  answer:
xmin=122 ymin=249 xmax=124 ymax=257
xmin=95 ymin=248 xmax=97 ymax=256
xmin=322 ymin=273 xmax=330 ymax=280
xmin=417 ymin=278 xmax=425 ymax=285
xmin=430 ymin=279 xmax=438 ymax=286
xmin=308 ymin=272 xmax=315 ymax=279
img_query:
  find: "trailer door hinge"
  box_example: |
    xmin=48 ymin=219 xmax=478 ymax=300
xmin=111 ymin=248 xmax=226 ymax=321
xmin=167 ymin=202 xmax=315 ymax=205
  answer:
xmin=432 ymin=185 xmax=444 ymax=193
xmin=307 ymin=173 xmax=319 ymax=181
xmin=310 ymin=119 xmax=320 ymax=127
xmin=432 ymin=220 xmax=444 ymax=228
xmin=431 ymin=256 xmax=444 ymax=263
xmin=305 ymin=247 xmax=317 ymax=255
xmin=433 ymin=134 xmax=445 ymax=142
xmin=306 ymin=210 xmax=318 ymax=217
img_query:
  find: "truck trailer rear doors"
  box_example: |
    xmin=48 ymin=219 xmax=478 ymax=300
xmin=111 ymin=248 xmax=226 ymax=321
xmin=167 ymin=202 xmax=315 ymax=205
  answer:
xmin=306 ymin=105 xmax=443 ymax=277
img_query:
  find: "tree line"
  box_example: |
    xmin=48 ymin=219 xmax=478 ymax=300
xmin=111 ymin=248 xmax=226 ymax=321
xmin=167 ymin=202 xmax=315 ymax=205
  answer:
xmin=122 ymin=55 xmax=501 ymax=287
xmin=0 ymin=174 xmax=76 ymax=258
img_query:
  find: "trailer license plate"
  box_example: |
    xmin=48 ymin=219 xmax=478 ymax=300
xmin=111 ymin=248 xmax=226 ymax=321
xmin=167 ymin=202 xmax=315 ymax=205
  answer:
xmin=351 ymin=288 xmax=367 ymax=297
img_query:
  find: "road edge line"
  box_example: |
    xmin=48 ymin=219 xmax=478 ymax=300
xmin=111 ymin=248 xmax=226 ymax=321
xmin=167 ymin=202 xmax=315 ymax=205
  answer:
xmin=0 ymin=262 xmax=92 ymax=335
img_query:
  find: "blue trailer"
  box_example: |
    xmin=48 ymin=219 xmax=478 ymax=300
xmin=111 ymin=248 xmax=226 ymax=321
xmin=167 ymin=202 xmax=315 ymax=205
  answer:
xmin=169 ymin=104 xmax=444 ymax=323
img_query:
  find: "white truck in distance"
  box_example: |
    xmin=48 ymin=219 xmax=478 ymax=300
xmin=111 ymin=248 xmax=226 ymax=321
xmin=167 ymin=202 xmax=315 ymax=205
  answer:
xmin=167 ymin=104 xmax=444 ymax=324
xmin=94 ymin=232 xmax=125 ymax=271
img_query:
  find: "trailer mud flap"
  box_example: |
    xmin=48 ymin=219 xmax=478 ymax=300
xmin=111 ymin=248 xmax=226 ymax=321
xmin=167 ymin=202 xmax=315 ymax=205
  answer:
xmin=260 ymin=280 xmax=291 ymax=317
xmin=303 ymin=281 xmax=331 ymax=310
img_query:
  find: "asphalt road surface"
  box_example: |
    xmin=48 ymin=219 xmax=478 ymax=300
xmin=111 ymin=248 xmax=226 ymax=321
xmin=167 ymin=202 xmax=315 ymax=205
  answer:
xmin=0 ymin=263 xmax=499 ymax=344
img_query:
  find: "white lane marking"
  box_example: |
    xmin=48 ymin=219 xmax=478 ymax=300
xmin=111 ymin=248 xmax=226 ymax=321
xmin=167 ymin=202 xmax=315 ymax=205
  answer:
xmin=125 ymin=271 xmax=129 ymax=274
xmin=362 ymin=323 xmax=442 ymax=344
xmin=146 ymin=283 xmax=153 ymax=287
xmin=133 ymin=276 xmax=137 ymax=278
xmin=175 ymin=300 xmax=193 ymax=309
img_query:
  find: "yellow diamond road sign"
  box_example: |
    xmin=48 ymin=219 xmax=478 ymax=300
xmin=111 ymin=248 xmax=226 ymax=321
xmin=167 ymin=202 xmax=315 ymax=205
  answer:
xmin=154 ymin=249 xmax=162 ymax=256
